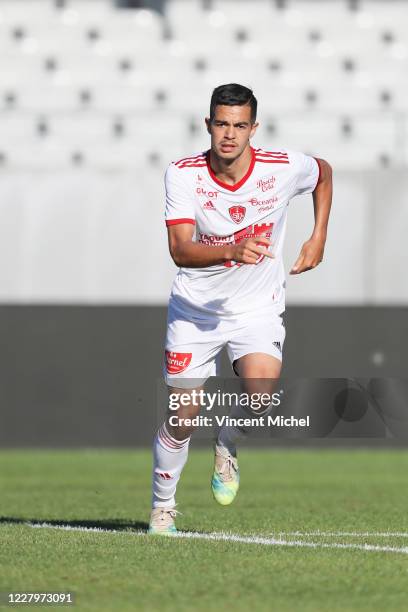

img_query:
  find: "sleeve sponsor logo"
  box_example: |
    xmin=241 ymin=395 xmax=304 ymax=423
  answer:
xmin=165 ymin=350 xmax=192 ymax=374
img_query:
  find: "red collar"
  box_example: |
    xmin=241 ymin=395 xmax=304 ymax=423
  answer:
xmin=206 ymin=146 xmax=256 ymax=192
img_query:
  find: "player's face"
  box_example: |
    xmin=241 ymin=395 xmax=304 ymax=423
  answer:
xmin=206 ymin=104 xmax=258 ymax=161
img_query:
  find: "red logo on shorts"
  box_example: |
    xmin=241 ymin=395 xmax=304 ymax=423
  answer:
xmin=229 ymin=205 xmax=246 ymax=224
xmin=165 ymin=350 xmax=192 ymax=374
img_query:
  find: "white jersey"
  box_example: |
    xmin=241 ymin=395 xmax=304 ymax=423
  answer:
xmin=164 ymin=146 xmax=319 ymax=318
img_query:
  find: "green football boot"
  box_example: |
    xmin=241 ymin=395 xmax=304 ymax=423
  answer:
xmin=211 ymin=443 xmax=240 ymax=506
xmin=148 ymin=506 xmax=178 ymax=535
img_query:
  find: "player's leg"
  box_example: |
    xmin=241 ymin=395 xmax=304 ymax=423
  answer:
xmin=150 ymin=385 xmax=203 ymax=535
xmin=234 ymin=352 xmax=282 ymax=379
xmin=216 ymin=352 xmax=282 ymax=450
xmin=212 ymin=311 xmax=285 ymax=505
xmin=150 ymin=303 xmax=223 ymax=534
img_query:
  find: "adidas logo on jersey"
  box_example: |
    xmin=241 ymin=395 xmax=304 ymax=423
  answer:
xmin=203 ymin=200 xmax=216 ymax=210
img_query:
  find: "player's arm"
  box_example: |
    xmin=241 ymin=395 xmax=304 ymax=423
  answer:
xmin=290 ymin=157 xmax=332 ymax=275
xmin=167 ymin=223 xmax=274 ymax=268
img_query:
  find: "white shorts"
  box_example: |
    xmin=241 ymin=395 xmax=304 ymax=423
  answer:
xmin=163 ymin=298 xmax=286 ymax=388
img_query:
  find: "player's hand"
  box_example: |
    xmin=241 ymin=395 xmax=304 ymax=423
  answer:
xmin=229 ymin=236 xmax=274 ymax=265
xmin=290 ymin=236 xmax=325 ymax=274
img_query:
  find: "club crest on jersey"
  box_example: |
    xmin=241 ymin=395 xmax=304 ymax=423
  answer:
xmin=229 ymin=205 xmax=246 ymax=224
xmin=165 ymin=350 xmax=192 ymax=374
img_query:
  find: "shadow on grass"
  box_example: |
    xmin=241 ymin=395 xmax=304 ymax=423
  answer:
xmin=0 ymin=516 xmax=149 ymax=532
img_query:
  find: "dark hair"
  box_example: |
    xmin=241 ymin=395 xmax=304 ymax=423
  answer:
xmin=210 ymin=83 xmax=257 ymax=123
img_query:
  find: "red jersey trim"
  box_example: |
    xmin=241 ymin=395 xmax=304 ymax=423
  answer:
xmin=313 ymin=157 xmax=322 ymax=191
xmin=255 ymin=158 xmax=290 ymax=164
xmin=178 ymin=162 xmax=206 ymax=169
xmin=254 ymin=148 xmax=288 ymax=158
xmin=206 ymin=147 xmax=256 ymax=192
xmin=166 ymin=218 xmax=196 ymax=226
xmin=255 ymin=154 xmax=288 ymax=160
xmin=174 ymin=153 xmax=206 ymax=166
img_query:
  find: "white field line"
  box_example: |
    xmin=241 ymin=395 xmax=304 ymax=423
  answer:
xmin=276 ymin=531 xmax=408 ymax=538
xmin=25 ymin=522 xmax=408 ymax=555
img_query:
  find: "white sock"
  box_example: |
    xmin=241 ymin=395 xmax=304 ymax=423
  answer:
xmin=151 ymin=423 xmax=190 ymax=508
xmin=217 ymin=402 xmax=271 ymax=456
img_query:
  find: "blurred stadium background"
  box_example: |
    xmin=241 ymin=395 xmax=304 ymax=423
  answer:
xmin=0 ymin=0 xmax=406 ymax=447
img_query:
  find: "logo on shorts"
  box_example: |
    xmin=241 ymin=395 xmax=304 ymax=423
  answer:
xmin=273 ymin=341 xmax=282 ymax=353
xmin=165 ymin=350 xmax=192 ymax=374
xmin=229 ymin=205 xmax=246 ymax=224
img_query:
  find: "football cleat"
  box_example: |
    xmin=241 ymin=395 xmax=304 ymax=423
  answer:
xmin=148 ymin=506 xmax=179 ymax=535
xmin=211 ymin=443 xmax=239 ymax=506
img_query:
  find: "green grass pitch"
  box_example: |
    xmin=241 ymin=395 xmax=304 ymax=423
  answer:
xmin=1 ymin=448 xmax=408 ymax=612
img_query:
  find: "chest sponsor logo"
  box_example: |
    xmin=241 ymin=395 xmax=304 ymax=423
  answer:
xmin=229 ymin=205 xmax=246 ymax=224
xmin=196 ymin=187 xmax=219 ymax=198
xmin=198 ymin=222 xmax=274 ymax=267
xmin=257 ymin=177 xmax=276 ymax=192
xmin=203 ymin=200 xmax=216 ymax=210
xmin=165 ymin=350 xmax=192 ymax=374
xmin=249 ymin=195 xmax=278 ymax=211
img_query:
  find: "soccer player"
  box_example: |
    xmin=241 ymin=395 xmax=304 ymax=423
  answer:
xmin=149 ymin=83 xmax=332 ymax=534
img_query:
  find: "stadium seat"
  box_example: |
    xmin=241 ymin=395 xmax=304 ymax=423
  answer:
xmin=55 ymin=0 xmax=116 ymax=27
xmin=3 ymin=141 xmax=75 ymax=169
xmin=0 ymin=55 xmax=43 ymax=88
xmin=318 ymin=81 xmax=395 ymax=114
xmin=4 ymin=83 xmax=80 ymax=113
xmin=0 ymin=114 xmax=39 ymax=143
xmin=361 ymin=0 xmax=408 ymax=42
xmin=265 ymin=113 xmax=397 ymax=169
xmin=84 ymin=140 xmax=187 ymax=170
xmin=164 ymin=0 xmax=239 ymax=49
xmin=210 ymin=0 xmax=283 ymax=40
xmin=0 ymin=0 xmax=57 ymax=25
xmin=89 ymin=81 xmax=179 ymax=113
xmin=104 ymin=7 xmax=164 ymax=41
xmin=164 ymin=0 xmax=206 ymax=33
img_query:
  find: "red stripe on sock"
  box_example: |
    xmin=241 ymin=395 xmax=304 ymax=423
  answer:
xmin=158 ymin=425 xmax=190 ymax=450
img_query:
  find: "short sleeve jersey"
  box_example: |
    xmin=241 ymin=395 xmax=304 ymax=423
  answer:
xmin=165 ymin=147 xmax=320 ymax=317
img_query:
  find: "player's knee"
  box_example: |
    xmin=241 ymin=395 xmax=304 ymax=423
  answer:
xmin=166 ymin=420 xmax=195 ymax=441
xmin=248 ymin=404 xmax=272 ymax=418
xmin=166 ymin=401 xmax=201 ymax=440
